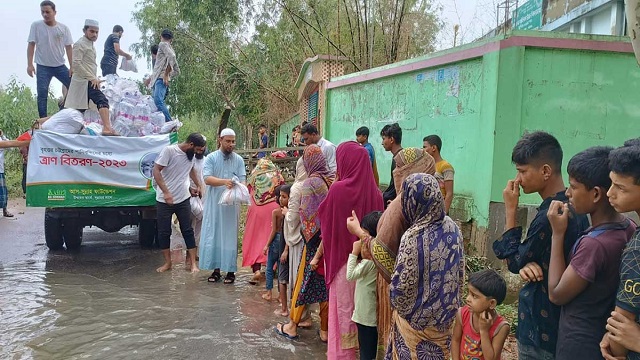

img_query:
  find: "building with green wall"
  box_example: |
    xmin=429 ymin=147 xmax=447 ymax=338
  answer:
xmin=320 ymin=31 xmax=640 ymax=259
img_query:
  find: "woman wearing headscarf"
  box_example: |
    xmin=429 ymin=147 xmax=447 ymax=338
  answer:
xmin=284 ymin=158 xmax=306 ymax=301
xmin=318 ymin=141 xmax=384 ymax=358
xmin=386 ymin=173 xmax=464 ymax=359
xmin=275 ymin=145 xmax=334 ymax=340
xmin=241 ymin=158 xmax=285 ymax=285
xmin=349 ymin=147 xmax=436 ymax=352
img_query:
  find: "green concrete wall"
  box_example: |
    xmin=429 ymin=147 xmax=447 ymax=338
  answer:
xmin=277 ymin=113 xmax=300 ymax=147
xmin=324 ymin=32 xmax=640 ymax=228
xmin=324 ymin=58 xmax=495 ymax=226
xmin=491 ymin=46 xmax=640 ymax=206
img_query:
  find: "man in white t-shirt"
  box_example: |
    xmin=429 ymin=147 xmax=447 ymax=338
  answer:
xmin=153 ymin=133 xmax=206 ymax=274
xmin=27 ymin=1 xmax=73 ymax=118
xmin=300 ymin=123 xmax=337 ymax=174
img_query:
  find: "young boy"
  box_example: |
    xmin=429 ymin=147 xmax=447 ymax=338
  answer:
xmin=452 ymin=269 xmax=510 ymax=360
xmin=276 ymin=185 xmax=291 ymax=316
xmin=346 ymin=211 xmax=382 ymax=360
xmin=492 ymin=131 xmax=589 ymax=359
xmin=356 ymin=126 xmax=379 ymax=186
xmin=262 ymin=185 xmax=285 ymax=302
xmin=546 ymin=146 xmax=635 ymax=360
xmin=423 ymin=134 xmax=455 ymax=214
xmin=600 ymin=141 xmax=640 ymax=360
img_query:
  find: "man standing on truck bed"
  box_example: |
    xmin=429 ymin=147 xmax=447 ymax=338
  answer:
xmin=153 ymin=133 xmax=206 ymax=273
xmin=27 ymin=1 xmax=73 ymax=118
xmin=64 ymin=19 xmax=117 ymax=136
xmin=99 ymin=25 xmax=132 ymax=76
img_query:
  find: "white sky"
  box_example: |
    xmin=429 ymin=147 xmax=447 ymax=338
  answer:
xmin=1 ymin=0 xmax=492 ymax=97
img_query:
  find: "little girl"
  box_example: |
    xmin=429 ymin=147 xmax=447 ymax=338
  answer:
xmin=346 ymin=211 xmax=382 ymax=360
xmin=276 ymin=185 xmax=291 ymax=316
xmin=452 ymin=269 xmax=510 ymax=360
xmin=262 ymin=185 xmax=289 ymax=308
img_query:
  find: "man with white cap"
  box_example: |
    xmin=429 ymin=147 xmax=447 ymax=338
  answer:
xmin=199 ymin=128 xmax=246 ymax=284
xmin=65 ymin=19 xmax=117 ymax=135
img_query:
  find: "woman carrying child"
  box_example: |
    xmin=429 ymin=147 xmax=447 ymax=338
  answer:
xmin=275 ymin=145 xmax=334 ymax=341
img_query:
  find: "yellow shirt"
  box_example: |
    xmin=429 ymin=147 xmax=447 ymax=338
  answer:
xmin=435 ymin=160 xmax=454 ymax=197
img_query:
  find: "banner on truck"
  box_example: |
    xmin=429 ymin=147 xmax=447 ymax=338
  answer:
xmin=27 ymin=131 xmax=178 ymax=207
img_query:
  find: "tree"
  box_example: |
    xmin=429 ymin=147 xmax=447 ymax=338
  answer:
xmin=131 ymin=0 xmax=441 ymax=144
xmin=0 ymin=78 xmax=58 ymax=197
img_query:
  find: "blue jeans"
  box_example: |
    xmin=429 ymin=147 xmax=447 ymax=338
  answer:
xmin=518 ymin=341 xmax=555 ymax=360
xmin=153 ymin=79 xmax=172 ymax=122
xmin=266 ymin=233 xmax=281 ymax=291
xmin=36 ymin=64 xmax=71 ymax=118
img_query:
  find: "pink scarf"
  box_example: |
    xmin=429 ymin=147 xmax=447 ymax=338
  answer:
xmin=318 ymin=141 xmax=384 ymax=285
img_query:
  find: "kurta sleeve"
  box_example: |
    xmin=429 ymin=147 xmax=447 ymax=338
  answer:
xmin=72 ymin=41 xmax=96 ymax=81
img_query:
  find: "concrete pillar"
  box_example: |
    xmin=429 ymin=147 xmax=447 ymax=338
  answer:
xmin=611 ymin=0 xmax=625 ymax=35
xmin=580 ymin=16 xmax=592 ymax=33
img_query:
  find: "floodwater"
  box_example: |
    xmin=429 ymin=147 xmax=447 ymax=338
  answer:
xmin=0 ymin=202 xmax=327 ymax=359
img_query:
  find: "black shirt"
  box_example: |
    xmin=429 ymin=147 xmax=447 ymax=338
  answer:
xmin=493 ymin=191 xmax=590 ymax=355
xmin=100 ymin=34 xmax=120 ymax=67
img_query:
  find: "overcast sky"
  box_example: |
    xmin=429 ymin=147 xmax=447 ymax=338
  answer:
xmin=1 ymin=0 xmax=493 ymax=97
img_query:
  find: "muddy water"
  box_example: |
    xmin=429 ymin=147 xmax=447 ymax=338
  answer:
xmin=0 ymin=222 xmax=326 ymax=359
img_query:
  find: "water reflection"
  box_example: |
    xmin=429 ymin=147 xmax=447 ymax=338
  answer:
xmin=0 ymin=227 xmax=326 ymax=359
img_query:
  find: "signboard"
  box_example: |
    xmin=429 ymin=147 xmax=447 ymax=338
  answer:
xmin=27 ymin=131 xmax=177 ymax=208
xmin=513 ymin=0 xmax=543 ymax=30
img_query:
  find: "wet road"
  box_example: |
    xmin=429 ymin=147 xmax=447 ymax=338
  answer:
xmin=0 ymin=199 xmax=327 ymax=359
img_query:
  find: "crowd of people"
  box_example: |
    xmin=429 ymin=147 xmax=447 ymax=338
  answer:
xmin=9 ymin=2 xmax=640 ymax=359
xmin=27 ymin=0 xmax=179 ymax=134
xmin=154 ymin=121 xmax=640 ymax=360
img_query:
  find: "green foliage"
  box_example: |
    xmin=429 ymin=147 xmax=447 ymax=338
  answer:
xmin=0 ymin=79 xmax=58 ymax=197
xmin=131 ymin=0 xmax=442 ymax=141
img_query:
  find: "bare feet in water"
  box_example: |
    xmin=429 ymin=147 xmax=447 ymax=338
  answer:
xmin=156 ymin=262 xmax=172 ymax=272
xmin=262 ymin=291 xmax=273 ymax=301
xmin=249 ymin=271 xmax=262 ymax=285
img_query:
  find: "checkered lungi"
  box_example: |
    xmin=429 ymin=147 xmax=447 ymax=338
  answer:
xmin=0 ymin=173 xmax=7 ymax=208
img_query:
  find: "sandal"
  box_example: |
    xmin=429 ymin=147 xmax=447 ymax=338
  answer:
xmin=275 ymin=323 xmax=299 ymax=340
xmin=3 ymin=211 xmax=14 ymax=218
xmin=207 ymin=271 xmax=221 ymax=283
xmin=223 ymin=272 xmax=235 ymax=284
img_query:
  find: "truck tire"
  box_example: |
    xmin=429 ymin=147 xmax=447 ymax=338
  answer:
xmin=62 ymin=219 xmax=83 ymax=250
xmin=44 ymin=210 xmax=64 ymax=250
xmin=138 ymin=219 xmax=157 ymax=248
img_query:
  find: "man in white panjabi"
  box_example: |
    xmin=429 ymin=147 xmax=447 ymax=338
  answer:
xmin=199 ymin=128 xmax=246 ymax=284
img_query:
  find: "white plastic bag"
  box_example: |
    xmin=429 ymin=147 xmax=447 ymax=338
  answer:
xmin=218 ymin=176 xmax=250 ymax=206
xmin=41 ymin=109 xmax=85 ymax=134
xmin=170 ymin=214 xmax=186 ymax=250
xmin=119 ymin=57 xmax=138 ymax=73
xmin=190 ymin=196 xmax=203 ymax=220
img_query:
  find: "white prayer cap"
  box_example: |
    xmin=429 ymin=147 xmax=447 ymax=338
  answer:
xmin=220 ymin=128 xmax=236 ymax=137
xmin=84 ymin=19 xmax=99 ymax=28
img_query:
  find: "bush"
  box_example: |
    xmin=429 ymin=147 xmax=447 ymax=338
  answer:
xmin=0 ymin=79 xmax=62 ymax=197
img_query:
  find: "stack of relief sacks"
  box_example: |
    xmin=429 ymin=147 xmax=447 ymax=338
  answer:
xmin=42 ymin=75 xmax=181 ymax=136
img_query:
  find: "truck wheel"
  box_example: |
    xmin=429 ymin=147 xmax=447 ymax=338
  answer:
xmin=62 ymin=219 xmax=83 ymax=250
xmin=138 ymin=219 xmax=157 ymax=248
xmin=44 ymin=210 xmax=64 ymax=250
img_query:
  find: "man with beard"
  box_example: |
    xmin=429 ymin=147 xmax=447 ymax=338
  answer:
xmin=64 ymin=19 xmax=117 ymax=135
xmin=153 ymin=133 xmax=206 ymax=273
xmin=199 ymin=128 xmax=246 ymax=285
